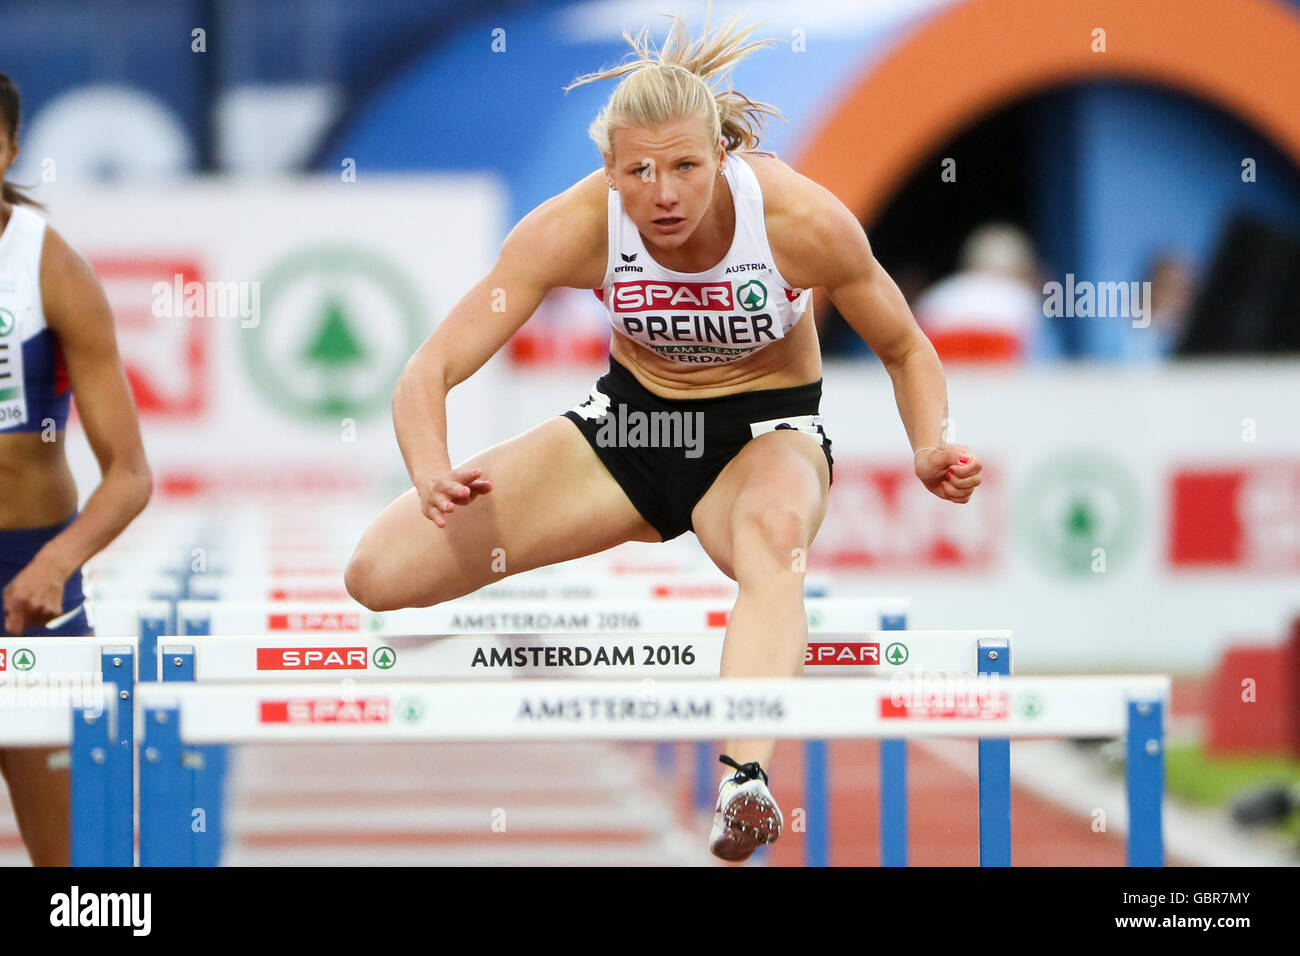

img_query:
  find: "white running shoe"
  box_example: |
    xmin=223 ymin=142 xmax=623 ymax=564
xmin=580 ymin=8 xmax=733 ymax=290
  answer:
xmin=709 ymin=755 xmax=783 ymax=862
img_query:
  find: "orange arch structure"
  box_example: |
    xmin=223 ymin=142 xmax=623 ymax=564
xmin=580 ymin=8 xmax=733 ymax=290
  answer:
xmin=795 ymin=0 xmax=1300 ymax=229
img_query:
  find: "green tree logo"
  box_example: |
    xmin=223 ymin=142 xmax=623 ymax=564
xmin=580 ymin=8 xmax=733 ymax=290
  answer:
xmin=885 ymin=642 xmax=909 ymax=665
xmin=242 ymin=246 xmax=425 ymax=422
xmin=372 ymin=646 xmax=396 ymax=670
xmin=397 ymin=697 xmax=424 ymax=723
xmin=1018 ymin=450 xmax=1141 ymax=577
xmin=0 ymin=308 xmax=14 ymax=336
xmin=736 ymin=280 xmax=767 ymax=312
xmin=12 ymin=648 xmax=35 ymax=671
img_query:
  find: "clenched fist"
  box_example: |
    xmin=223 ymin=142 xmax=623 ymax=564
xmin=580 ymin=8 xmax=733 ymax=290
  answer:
xmin=915 ymin=445 xmax=983 ymax=504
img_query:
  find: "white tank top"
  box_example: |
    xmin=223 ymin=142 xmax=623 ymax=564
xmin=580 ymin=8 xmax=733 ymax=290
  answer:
xmin=0 ymin=204 xmax=67 ymax=433
xmin=594 ymin=152 xmax=811 ymax=365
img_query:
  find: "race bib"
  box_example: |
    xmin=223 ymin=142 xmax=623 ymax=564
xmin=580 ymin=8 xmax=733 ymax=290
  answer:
xmin=0 ymin=307 xmax=26 ymax=428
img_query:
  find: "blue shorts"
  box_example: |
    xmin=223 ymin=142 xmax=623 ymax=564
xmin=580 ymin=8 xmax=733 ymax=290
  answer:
xmin=0 ymin=513 xmax=90 ymax=637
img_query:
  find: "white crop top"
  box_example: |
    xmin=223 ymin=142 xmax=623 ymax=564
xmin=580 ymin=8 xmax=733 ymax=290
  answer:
xmin=593 ymin=151 xmax=811 ymax=365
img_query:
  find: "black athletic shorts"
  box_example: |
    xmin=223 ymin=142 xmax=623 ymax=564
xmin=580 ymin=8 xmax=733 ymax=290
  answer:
xmin=562 ymin=355 xmax=833 ymax=541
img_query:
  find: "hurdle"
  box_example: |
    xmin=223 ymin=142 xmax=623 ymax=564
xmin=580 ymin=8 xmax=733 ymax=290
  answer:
xmin=0 ymin=638 xmax=134 ymax=865
xmin=172 ymin=595 xmax=908 ymax=856
xmin=153 ymin=629 xmax=1012 ymax=866
xmin=86 ymin=600 xmax=173 ymax=682
xmin=172 ymin=597 xmax=909 ymax=636
xmin=135 ymin=674 xmax=1167 ymax=866
xmin=169 ymin=594 xmax=908 ymax=850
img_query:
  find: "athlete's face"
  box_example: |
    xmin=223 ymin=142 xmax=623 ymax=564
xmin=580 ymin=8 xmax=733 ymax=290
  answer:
xmin=606 ymin=115 xmax=725 ymax=251
xmin=0 ymin=123 xmax=15 ymax=188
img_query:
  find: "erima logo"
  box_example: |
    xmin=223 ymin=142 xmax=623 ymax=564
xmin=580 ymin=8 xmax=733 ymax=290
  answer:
xmin=49 ymin=886 xmax=151 ymax=936
xmin=620 ymin=252 xmax=637 ymax=262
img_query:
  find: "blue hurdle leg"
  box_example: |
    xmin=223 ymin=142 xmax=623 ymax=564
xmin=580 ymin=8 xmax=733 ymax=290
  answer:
xmin=101 ymin=649 xmax=136 ymax=865
xmin=1126 ymin=699 xmax=1165 ymax=866
xmin=140 ymin=706 xmax=189 ymax=866
xmin=878 ymin=610 xmax=909 ymax=866
xmin=804 ymin=739 xmax=829 ymax=866
xmin=138 ymin=614 xmax=167 ymax=683
xmin=694 ymin=742 xmax=714 ymax=812
xmin=654 ymin=742 xmax=674 ymax=774
xmin=977 ymin=639 xmax=1011 ymax=866
xmin=70 ymin=705 xmax=111 ymax=866
xmin=879 ymin=739 xmax=907 ymax=866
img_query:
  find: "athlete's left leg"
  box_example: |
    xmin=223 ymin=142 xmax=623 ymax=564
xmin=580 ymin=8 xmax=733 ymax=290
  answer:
xmin=690 ymin=429 xmax=831 ymax=771
xmin=0 ymin=744 xmax=70 ymax=866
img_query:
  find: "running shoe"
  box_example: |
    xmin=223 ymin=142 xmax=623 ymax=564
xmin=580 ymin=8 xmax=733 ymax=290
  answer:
xmin=709 ymin=754 xmax=783 ymax=862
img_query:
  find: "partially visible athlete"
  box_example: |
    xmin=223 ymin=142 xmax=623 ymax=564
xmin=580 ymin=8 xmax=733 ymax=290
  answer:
xmin=0 ymin=73 xmax=152 ymax=865
xmin=346 ymin=14 xmax=982 ymax=862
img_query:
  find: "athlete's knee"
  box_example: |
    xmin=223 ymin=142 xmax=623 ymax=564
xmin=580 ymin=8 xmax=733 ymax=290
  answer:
xmin=732 ymin=504 xmax=808 ymax=573
xmin=344 ymin=550 xmax=402 ymax=612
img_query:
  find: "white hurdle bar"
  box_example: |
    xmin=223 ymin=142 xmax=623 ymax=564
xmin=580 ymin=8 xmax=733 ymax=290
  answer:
xmin=172 ymin=597 xmax=909 ymax=637
xmin=135 ymin=675 xmax=1168 ymax=867
xmin=157 ymin=628 xmax=995 ymax=867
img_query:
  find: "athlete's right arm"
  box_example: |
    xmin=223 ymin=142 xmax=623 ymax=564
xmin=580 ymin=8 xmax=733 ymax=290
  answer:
xmin=393 ymin=175 xmax=607 ymax=524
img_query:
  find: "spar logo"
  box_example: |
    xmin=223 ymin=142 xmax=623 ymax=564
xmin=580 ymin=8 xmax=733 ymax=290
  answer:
xmin=880 ymin=695 xmax=1010 ymax=719
xmin=709 ymin=609 xmax=826 ymax=629
xmin=612 ymin=281 xmax=734 ymax=311
xmin=0 ymin=308 xmax=15 ymax=336
xmin=0 ymin=648 xmax=36 ymax=671
xmin=1018 ymin=449 xmax=1140 ymax=577
xmin=736 ymin=280 xmax=767 ymax=312
xmin=260 ymin=697 xmax=390 ymax=723
xmin=372 ymin=646 xmax=396 ymax=669
xmin=257 ymin=647 xmax=368 ymax=670
xmin=242 ymin=246 xmax=424 ymax=422
xmin=805 ymin=642 xmax=880 ymax=665
xmin=267 ymin=612 xmax=362 ymax=631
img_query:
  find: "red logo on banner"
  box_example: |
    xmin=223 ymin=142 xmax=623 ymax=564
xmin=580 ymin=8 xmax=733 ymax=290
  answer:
xmin=260 ymin=698 xmax=390 ymax=724
xmin=257 ymin=648 xmax=368 ymax=670
xmin=91 ymin=257 xmax=208 ymax=418
xmin=611 ymin=281 xmax=734 ymax=312
xmin=267 ymin=613 xmax=362 ymax=632
xmin=879 ymin=695 xmax=1008 ymax=719
xmin=651 ymin=583 xmax=733 ymax=599
xmin=0 ymin=649 xmax=6 ymax=670
xmin=706 ymin=610 xmax=729 ymax=628
xmin=270 ymin=588 xmax=351 ymax=602
xmin=809 ymin=462 xmax=998 ymax=571
xmin=1169 ymin=465 xmax=1300 ymax=570
xmin=805 ymin=642 xmax=880 ymax=665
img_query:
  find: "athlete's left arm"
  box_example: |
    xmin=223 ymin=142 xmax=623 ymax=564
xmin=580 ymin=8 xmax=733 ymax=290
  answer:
xmin=35 ymin=227 xmax=152 ymax=578
xmin=782 ymin=177 xmax=981 ymax=503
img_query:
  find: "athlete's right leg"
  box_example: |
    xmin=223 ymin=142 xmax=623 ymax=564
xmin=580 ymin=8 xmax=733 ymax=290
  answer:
xmin=345 ymin=417 xmax=660 ymax=611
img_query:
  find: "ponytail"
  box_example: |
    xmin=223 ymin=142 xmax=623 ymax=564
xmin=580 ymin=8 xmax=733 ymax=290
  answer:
xmin=565 ymin=8 xmax=784 ymax=159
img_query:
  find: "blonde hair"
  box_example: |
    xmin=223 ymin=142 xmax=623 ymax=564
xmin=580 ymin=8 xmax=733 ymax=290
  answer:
xmin=564 ymin=9 xmax=784 ymax=161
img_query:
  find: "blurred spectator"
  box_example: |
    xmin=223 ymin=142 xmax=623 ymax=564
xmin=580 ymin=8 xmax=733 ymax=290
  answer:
xmin=1128 ymin=251 xmax=1195 ymax=361
xmin=912 ymin=222 xmax=1059 ymax=362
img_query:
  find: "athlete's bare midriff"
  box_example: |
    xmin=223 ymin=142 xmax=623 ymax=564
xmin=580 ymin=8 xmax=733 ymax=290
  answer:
xmin=574 ymin=153 xmax=825 ymax=401
xmin=0 ymin=433 xmax=78 ymax=529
